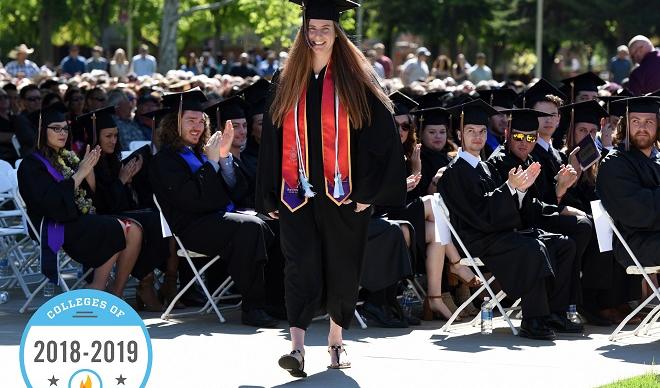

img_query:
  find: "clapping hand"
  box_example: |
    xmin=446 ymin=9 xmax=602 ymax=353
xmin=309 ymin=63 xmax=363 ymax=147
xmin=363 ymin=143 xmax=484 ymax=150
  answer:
xmin=204 ymin=120 xmax=234 ymax=162
xmin=410 ymin=144 xmax=422 ymax=176
xmin=555 ymin=164 xmax=578 ymax=197
xmin=119 ymin=154 xmax=143 ymax=184
xmin=508 ymin=162 xmax=542 ymax=192
xmin=78 ymin=145 xmax=101 ymax=177
xmin=406 ymin=173 xmax=421 ymax=192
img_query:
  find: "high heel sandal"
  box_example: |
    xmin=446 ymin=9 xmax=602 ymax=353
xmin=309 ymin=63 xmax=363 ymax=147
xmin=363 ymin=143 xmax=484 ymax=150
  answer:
xmin=136 ymin=274 xmax=165 ymax=312
xmin=278 ymin=349 xmax=306 ymax=378
xmin=422 ymin=295 xmax=461 ymax=321
xmin=328 ymin=344 xmax=351 ymax=369
xmin=159 ymin=273 xmax=185 ymax=309
xmin=448 ymin=260 xmax=482 ymax=288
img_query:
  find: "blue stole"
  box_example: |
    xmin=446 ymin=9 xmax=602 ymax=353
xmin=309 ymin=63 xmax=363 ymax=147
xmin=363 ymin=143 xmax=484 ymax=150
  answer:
xmin=178 ymin=147 xmax=235 ymax=212
xmin=486 ymin=129 xmax=501 ymax=151
xmin=33 ymin=152 xmax=65 ymax=285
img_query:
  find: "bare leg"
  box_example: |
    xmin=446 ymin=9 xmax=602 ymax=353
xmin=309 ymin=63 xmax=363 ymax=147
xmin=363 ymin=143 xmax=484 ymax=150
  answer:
xmin=328 ymin=319 xmax=349 ymax=366
xmin=399 ymin=223 xmax=411 ymax=248
xmin=289 ymin=326 xmax=306 ymax=364
xmin=109 ymin=221 xmax=142 ymax=297
xmin=425 ymin=220 xmax=452 ymax=318
xmin=88 ymin=253 xmax=118 ymax=290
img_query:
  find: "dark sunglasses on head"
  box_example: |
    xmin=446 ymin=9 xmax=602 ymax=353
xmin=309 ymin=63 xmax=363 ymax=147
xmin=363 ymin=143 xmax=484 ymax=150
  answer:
xmin=512 ymin=132 xmax=538 ymax=143
xmin=25 ymin=96 xmax=42 ymax=102
xmin=398 ymin=122 xmax=412 ymax=132
xmin=47 ymin=125 xmax=70 ymax=133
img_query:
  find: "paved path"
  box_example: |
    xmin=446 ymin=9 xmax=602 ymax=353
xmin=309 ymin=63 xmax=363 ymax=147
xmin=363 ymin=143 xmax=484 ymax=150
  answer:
xmin=1 ymin=291 xmax=657 ymax=387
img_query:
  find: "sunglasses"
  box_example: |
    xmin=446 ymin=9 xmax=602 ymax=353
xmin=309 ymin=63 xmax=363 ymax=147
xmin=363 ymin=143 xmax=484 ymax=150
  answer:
xmin=511 ymin=132 xmax=538 ymax=143
xmin=398 ymin=122 xmax=412 ymax=132
xmin=25 ymin=96 xmax=42 ymax=102
xmin=47 ymin=125 xmax=70 ymax=133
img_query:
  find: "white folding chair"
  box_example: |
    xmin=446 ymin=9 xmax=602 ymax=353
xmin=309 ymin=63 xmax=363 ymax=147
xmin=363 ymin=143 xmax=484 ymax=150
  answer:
xmin=591 ymin=200 xmax=660 ymax=341
xmin=153 ymin=194 xmax=232 ymax=323
xmin=11 ymin=134 xmax=21 ymax=158
xmin=16 ymin=189 xmax=92 ymax=313
xmin=129 ymin=141 xmax=151 ymax=152
xmin=433 ymin=194 xmax=519 ymax=335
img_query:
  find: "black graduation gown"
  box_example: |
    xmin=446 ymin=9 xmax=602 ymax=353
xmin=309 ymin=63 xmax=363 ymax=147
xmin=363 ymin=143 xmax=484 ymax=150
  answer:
xmin=438 ymin=156 xmax=553 ymax=299
xmin=233 ymin=155 xmax=256 ymax=209
xmin=531 ymin=143 xmax=567 ymax=206
xmin=597 ymin=148 xmax=660 ymax=267
xmin=361 ymin=217 xmax=413 ymax=292
xmin=93 ymin=156 xmax=169 ymax=280
xmin=416 ymin=145 xmax=451 ymax=197
xmin=150 ymin=146 xmax=273 ymax=309
xmin=256 ymin=68 xmax=406 ymax=329
xmin=17 ymin=153 xmax=125 ymax=268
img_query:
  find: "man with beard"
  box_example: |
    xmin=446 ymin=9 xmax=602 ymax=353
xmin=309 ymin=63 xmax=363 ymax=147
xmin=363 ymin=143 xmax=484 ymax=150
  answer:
xmin=478 ymin=88 xmax=517 ymax=158
xmin=597 ymin=96 xmax=660 ymax=268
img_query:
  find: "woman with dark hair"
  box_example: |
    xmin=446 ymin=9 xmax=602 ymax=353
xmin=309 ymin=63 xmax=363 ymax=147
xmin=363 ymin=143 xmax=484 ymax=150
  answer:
xmin=257 ymin=0 xmax=406 ymax=376
xmin=64 ymin=87 xmax=86 ymax=153
xmin=431 ymin=55 xmax=452 ymax=79
xmin=84 ymin=87 xmax=107 ymax=112
xmin=17 ymin=102 xmax=142 ymax=297
xmin=150 ymin=88 xmax=278 ymax=328
xmin=76 ymin=106 xmax=177 ymax=311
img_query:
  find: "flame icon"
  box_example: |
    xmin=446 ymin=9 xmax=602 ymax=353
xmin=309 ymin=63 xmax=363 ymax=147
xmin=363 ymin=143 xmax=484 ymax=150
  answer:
xmin=79 ymin=375 xmax=92 ymax=388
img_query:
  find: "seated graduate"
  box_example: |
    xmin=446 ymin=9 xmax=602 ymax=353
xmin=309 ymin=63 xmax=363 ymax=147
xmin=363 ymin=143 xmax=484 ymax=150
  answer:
xmin=75 ymin=106 xmax=179 ymax=312
xmin=17 ymin=102 xmax=142 ymax=297
xmin=204 ymin=96 xmax=254 ymax=208
xmin=388 ymin=92 xmax=480 ymax=322
xmin=476 ymin=88 xmax=518 ymax=158
xmin=438 ymin=99 xmax=582 ymax=340
xmin=149 ymin=88 xmax=278 ymax=328
xmin=238 ymin=78 xmax=270 ymax=181
xmin=597 ymin=96 xmax=660 ymax=269
xmin=486 ymin=108 xmax=594 ymax=325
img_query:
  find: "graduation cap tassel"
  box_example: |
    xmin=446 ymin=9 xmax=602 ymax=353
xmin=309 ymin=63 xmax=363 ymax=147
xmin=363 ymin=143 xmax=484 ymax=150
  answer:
xmin=177 ymin=95 xmax=183 ymax=137
xmin=625 ymin=102 xmax=630 ymax=151
xmin=216 ymin=108 xmax=221 ymax=133
xmin=37 ymin=111 xmax=43 ymax=147
xmin=91 ymin=112 xmax=97 ymax=145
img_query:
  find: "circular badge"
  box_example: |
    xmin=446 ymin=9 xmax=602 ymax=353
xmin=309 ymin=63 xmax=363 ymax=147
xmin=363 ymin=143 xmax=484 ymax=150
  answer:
xmin=19 ymin=289 xmax=152 ymax=388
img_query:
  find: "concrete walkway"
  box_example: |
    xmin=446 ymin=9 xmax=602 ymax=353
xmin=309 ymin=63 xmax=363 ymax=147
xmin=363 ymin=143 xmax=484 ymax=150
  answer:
xmin=1 ymin=291 xmax=657 ymax=388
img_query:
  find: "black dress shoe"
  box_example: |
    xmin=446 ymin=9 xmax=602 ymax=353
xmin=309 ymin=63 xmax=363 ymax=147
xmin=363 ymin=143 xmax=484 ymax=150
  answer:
xmin=577 ymin=307 xmax=612 ymax=327
xmin=242 ymin=309 xmax=279 ymax=328
xmin=360 ymin=302 xmax=408 ymax=328
xmin=545 ymin=312 xmax=584 ymax=333
xmin=519 ymin=318 xmax=556 ymax=340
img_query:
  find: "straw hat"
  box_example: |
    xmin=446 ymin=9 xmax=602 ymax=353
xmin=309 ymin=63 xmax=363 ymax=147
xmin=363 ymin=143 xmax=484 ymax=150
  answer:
xmin=8 ymin=44 xmax=35 ymax=59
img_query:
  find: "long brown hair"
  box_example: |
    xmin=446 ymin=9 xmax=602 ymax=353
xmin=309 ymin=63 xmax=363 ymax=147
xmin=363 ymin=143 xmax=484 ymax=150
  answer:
xmin=565 ymin=123 xmax=599 ymax=186
xmin=158 ymin=112 xmax=210 ymax=154
xmin=270 ymin=23 xmax=392 ymax=128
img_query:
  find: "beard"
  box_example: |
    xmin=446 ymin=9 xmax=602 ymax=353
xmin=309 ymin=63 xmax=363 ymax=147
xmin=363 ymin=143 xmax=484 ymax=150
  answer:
xmin=630 ymin=131 xmax=657 ymax=150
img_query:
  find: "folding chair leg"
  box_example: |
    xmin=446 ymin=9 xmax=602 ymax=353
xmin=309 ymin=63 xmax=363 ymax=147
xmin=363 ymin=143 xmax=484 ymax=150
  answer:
xmin=19 ymin=278 xmax=48 ymax=314
xmin=638 ymin=303 xmax=660 ymax=336
xmin=355 ymin=310 xmax=367 ymax=329
xmin=609 ymin=293 xmax=656 ymax=341
xmin=442 ymin=279 xmax=490 ymax=330
xmin=70 ymin=268 xmax=94 ymax=290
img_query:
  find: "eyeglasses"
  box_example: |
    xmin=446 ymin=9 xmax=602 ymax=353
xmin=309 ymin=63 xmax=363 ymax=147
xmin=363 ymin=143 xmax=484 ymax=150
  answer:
xmin=25 ymin=96 xmax=42 ymax=102
xmin=398 ymin=122 xmax=412 ymax=132
xmin=511 ymin=132 xmax=538 ymax=143
xmin=47 ymin=125 xmax=69 ymax=133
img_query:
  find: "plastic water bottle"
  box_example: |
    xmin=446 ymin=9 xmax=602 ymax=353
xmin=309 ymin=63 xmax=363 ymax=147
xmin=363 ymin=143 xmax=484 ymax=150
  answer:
xmin=0 ymin=257 xmax=10 ymax=277
xmin=567 ymin=304 xmax=579 ymax=324
xmin=401 ymin=286 xmax=416 ymax=317
xmin=0 ymin=291 xmax=9 ymax=304
xmin=43 ymin=281 xmax=55 ymax=298
xmin=481 ymin=297 xmax=493 ymax=335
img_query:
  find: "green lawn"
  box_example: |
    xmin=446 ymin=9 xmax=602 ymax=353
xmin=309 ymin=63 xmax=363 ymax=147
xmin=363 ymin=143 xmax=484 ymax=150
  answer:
xmin=600 ymin=373 xmax=660 ymax=387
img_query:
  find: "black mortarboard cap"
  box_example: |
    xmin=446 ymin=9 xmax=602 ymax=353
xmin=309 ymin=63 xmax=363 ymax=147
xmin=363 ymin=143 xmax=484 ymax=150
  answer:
xmin=500 ymin=108 xmax=551 ymax=132
xmin=204 ymin=96 xmax=250 ymax=132
xmin=560 ymin=100 xmax=609 ymax=126
xmin=142 ymin=107 xmax=171 ymax=131
xmin=516 ymin=78 xmax=566 ymax=108
xmin=597 ymin=96 xmax=627 ymax=117
xmin=389 ymin=91 xmax=418 ymax=116
xmin=609 ymin=96 xmax=660 ymax=115
xmin=477 ymin=88 xmax=517 ymax=109
xmin=161 ymin=87 xmax=207 ymax=113
xmin=75 ymin=106 xmax=117 ymax=145
xmin=446 ymin=99 xmax=499 ymax=127
xmin=289 ymin=0 xmax=360 ymax=22
xmin=618 ymin=88 xmax=634 ymax=97
xmin=415 ymin=91 xmax=452 ymax=109
xmin=561 ymin=72 xmax=606 ymax=101
xmin=37 ymin=102 xmax=69 ymax=146
xmin=412 ymin=106 xmax=450 ymax=127
xmin=646 ymin=89 xmax=660 ymax=98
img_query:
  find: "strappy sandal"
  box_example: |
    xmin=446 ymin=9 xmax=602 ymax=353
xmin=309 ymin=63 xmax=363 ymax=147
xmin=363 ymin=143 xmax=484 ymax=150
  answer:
xmin=278 ymin=349 xmax=306 ymax=378
xmin=448 ymin=260 xmax=482 ymax=288
xmin=328 ymin=344 xmax=351 ymax=369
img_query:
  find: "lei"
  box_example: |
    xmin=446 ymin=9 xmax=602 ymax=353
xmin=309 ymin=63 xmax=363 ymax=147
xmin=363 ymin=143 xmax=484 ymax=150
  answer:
xmin=53 ymin=149 xmax=96 ymax=215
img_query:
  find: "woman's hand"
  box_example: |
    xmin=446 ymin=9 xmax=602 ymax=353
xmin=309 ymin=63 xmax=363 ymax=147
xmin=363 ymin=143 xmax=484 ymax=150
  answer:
xmin=406 ymin=173 xmax=421 ymax=192
xmin=410 ymin=144 xmax=422 ymax=175
xmin=119 ymin=155 xmax=142 ymax=185
xmin=73 ymin=145 xmax=101 ymax=187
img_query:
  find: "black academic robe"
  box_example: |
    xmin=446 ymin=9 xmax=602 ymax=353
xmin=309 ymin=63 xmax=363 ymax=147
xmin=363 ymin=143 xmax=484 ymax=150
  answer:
xmin=597 ymin=147 xmax=660 ymax=267
xmin=416 ymin=145 xmax=451 ymax=197
xmin=150 ymin=146 xmax=271 ymax=309
xmin=438 ymin=155 xmax=553 ymax=299
xmin=233 ymin=155 xmax=256 ymax=209
xmin=0 ymin=114 xmax=18 ymax=163
xmin=93 ymin=155 xmax=169 ymax=279
xmin=17 ymin=153 xmax=126 ymax=268
xmin=531 ymin=143 xmax=567 ymax=206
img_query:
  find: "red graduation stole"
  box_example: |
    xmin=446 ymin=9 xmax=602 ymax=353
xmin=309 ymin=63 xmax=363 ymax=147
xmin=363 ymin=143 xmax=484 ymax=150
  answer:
xmin=281 ymin=63 xmax=351 ymax=212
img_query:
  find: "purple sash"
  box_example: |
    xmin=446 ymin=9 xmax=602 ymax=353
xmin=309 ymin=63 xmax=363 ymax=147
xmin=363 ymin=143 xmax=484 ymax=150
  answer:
xmin=33 ymin=152 xmax=65 ymax=284
xmin=179 ymin=148 xmax=235 ymax=212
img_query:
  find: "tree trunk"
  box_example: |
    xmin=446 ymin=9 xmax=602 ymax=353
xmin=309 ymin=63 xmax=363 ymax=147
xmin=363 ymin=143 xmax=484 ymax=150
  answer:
xmin=38 ymin=0 xmax=56 ymax=65
xmin=159 ymin=0 xmax=180 ymax=74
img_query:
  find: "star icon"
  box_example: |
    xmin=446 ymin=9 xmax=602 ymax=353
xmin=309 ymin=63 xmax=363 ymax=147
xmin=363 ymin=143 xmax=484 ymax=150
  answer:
xmin=48 ymin=375 xmax=59 ymax=386
xmin=116 ymin=374 xmax=127 ymax=385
